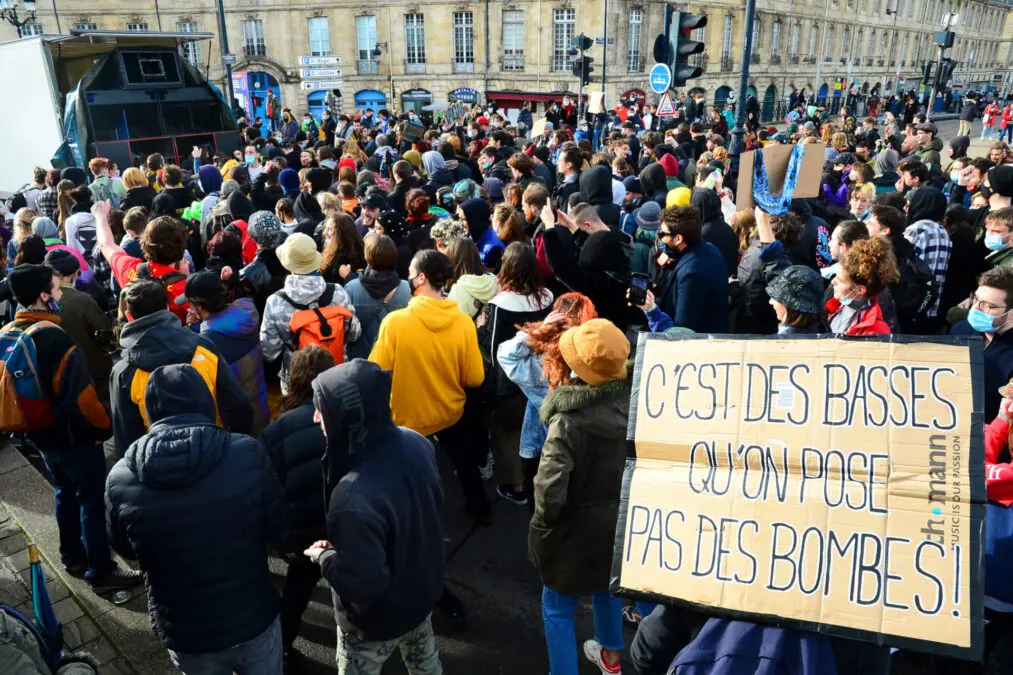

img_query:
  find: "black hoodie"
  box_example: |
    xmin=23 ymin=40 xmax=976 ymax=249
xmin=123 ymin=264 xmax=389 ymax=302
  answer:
xmin=639 ymin=163 xmax=668 ymax=209
xmin=580 ymin=165 xmax=620 ymax=229
xmin=109 ymin=310 xmax=253 ymax=455
xmin=691 ymin=189 xmax=737 ymax=276
xmin=106 ymin=364 xmax=287 ymax=654
xmin=312 ymin=360 xmax=445 ymax=641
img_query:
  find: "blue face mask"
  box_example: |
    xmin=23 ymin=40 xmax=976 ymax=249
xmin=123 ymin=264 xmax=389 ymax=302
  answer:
xmin=968 ymin=307 xmax=1003 ymax=333
xmin=985 ymin=233 xmax=1007 ymax=251
xmin=244 ymin=154 xmax=256 ymax=165
xmin=820 ymin=262 xmax=839 ymax=279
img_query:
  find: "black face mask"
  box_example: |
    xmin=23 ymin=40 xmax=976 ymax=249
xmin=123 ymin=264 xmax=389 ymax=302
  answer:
xmin=980 ymin=182 xmax=992 ymax=200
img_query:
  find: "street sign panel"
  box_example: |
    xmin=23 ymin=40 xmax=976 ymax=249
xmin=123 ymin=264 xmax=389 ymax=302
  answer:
xmin=222 ymin=53 xmax=236 ymax=67
xmin=300 ymin=68 xmax=343 ymax=79
xmin=656 ymin=91 xmax=677 ymax=117
xmin=650 ymin=63 xmax=672 ymax=94
xmin=594 ymin=37 xmax=616 ymax=45
xmin=300 ymin=80 xmax=344 ymax=91
xmin=298 ymin=56 xmax=342 ymax=67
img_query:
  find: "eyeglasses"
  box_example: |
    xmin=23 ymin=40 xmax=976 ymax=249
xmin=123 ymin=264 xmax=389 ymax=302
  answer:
xmin=972 ymin=295 xmax=1007 ymax=313
xmin=658 ymin=230 xmax=674 ymax=240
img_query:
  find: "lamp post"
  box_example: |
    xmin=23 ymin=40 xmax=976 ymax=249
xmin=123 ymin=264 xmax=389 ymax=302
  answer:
xmin=372 ymin=42 xmax=395 ymax=109
xmin=0 ymin=0 xmax=38 ymax=37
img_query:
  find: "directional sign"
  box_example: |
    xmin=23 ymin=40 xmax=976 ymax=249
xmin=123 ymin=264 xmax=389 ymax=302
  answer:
xmin=222 ymin=53 xmax=236 ymax=67
xmin=594 ymin=37 xmax=616 ymax=45
xmin=656 ymin=91 xmax=677 ymax=117
xmin=300 ymin=80 xmax=344 ymax=91
xmin=650 ymin=63 xmax=672 ymax=94
xmin=298 ymin=55 xmax=342 ymax=67
xmin=300 ymin=68 xmax=343 ymax=79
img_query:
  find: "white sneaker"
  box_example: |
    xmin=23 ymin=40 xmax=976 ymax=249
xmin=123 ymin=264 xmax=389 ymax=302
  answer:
xmin=582 ymin=639 xmax=622 ymax=674
xmin=479 ymin=451 xmax=494 ymax=481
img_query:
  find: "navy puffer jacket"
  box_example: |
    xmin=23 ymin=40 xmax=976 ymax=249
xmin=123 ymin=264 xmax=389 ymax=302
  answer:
xmin=260 ymin=400 xmax=328 ymax=553
xmin=106 ymin=363 xmax=288 ymax=654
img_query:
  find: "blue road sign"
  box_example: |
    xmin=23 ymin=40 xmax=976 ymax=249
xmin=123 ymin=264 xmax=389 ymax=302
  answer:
xmin=650 ymin=63 xmax=672 ymax=94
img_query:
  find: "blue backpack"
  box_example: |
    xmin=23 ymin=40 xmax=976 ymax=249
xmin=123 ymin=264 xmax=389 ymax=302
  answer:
xmin=0 ymin=321 xmax=56 ymax=433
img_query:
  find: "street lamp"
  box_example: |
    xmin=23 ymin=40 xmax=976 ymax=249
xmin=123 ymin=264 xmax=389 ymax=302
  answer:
xmin=0 ymin=0 xmax=39 ymax=36
xmin=371 ymin=42 xmax=395 ymax=109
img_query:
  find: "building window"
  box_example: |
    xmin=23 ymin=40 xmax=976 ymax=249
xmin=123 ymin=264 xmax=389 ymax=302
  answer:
xmin=692 ymin=24 xmax=705 ymax=66
xmin=308 ymin=17 xmax=329 ymax=57
xmin=868 ymin=30 xmax=876 ymax=60
xmin=404 ymin=13 xmax=425 ymax=69
xmin=19 ymin=22 xmax=42 ymax=37
xmin=824 ymin=24 xmax=834 ymax=61
xmin=503 ymin=9 xmax=524 ymax=71
xmin=356 ymin=15 xmax=377 ymax=62
xmin=840 ymin=26 xmax=849 ymax=61
xmin=721 ymin=15 xmax=732 ymax=59
xmin=750 ymin=18 xmax=759 ymax=58
xmin=243 ymin=19 xmax=266 ymax=57
xmin=552 ymin=8 xmax=575 ymax=72
xmin=789 ymin=22 xmax=799 ymax=58
xmin=453 ymin=11 xmax=474 ymax=71
xmin=900 ymin=33 xmax=907 ymax=64
xmin=178 ymin=21 xmax=201 ymax=67
xmin=855 ymin=29 xmax=864 ymax=62
xmin=628 ymin=9 xmax=643 ymax=72
xmin=771 ymin=21 xmax=781 ymax=58
xmin=808 ymin=23 xmax=817 ymax=59
xmin=126 ymin=23 xmax=149 ymax=31
xmin=73 ymin=22 xmax=96 ymax=31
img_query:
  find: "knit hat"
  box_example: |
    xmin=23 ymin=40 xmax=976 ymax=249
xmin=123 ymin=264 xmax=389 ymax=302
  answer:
xmin=377 ymin=211 xmax=409 ymax=241
xmin=483 ymin=178 xmax=505 ymax=203
xmin=306 ymin=168 xmax=332 ymax=194
xmin=278 ymin=168 xmax=300 ymax=194
xmin=248 ymin=211 xmax=286 ymax=249
xmin=667 ymin=187 xmax=692 ymax=208
xmin=403 ymin=150 xmax=422 ymax=169
xmin=44 ymin=248 xmax=80 ymax=276
xmin=559 ymin=318 xmax=630 ymax=386
xmin=634 ymin=201 xmax=661 ymax=229
xmin=60 ymin=167 xmax=87 ymax=187
xmin=221 ymin=179 xmax=241 ymax=198
xmin=765 ymin=265 xmax=824 ymax=314
xmin=276 ymin=232 xmax=321 ymax=275
xmin=623 ymin=176 xmax=643 ymax=195
xmin=8 ymin=264 xmax=54 ymax=307
xmin=338 ymin=157 xmax=357 ymax=173
xmin=430 ymin=218 xmax=467 ymax=245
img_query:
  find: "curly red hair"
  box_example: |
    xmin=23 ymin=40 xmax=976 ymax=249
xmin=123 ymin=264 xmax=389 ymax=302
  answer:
xmin=522 ymin=292 xmax=598 ymax=390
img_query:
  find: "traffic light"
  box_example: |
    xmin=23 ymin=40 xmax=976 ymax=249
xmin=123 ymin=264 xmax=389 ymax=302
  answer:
xmin=922 ymin=61 xmax=935 ymax=86
xmin=572 ymin=56 xmax=594 ymax=87
xmin=570 ymin=34 xmax=594 ymax=88
xmin=936 ymin=58 xmax=957 ymax=89
xmin=670 ymin=12 xmax=708 ymax=87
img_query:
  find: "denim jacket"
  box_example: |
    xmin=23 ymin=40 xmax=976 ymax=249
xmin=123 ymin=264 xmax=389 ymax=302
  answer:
xmin=497 ymin=331 xmax=548 ymax=458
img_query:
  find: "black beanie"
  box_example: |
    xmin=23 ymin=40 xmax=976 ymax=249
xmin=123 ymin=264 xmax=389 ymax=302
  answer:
xmin=60 ymin=167 xmax=87 ymax=187
xmin=44 ymin=249 xmax=81 ymax=276
xmin=8 ymin=264 xmax=55 ymax=307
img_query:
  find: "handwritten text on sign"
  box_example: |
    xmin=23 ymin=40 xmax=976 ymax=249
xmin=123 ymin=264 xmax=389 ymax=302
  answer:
xmin=615 ymin=337 xmax=983 ymax=659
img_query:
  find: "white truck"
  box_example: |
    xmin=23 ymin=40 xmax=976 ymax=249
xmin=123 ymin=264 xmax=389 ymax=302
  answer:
xmin=0 ymin=30 xmax=238 ymax=195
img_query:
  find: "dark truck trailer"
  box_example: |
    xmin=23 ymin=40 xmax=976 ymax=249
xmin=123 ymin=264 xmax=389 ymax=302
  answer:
xmin=0 ymin=30 xmax=239 ymax=194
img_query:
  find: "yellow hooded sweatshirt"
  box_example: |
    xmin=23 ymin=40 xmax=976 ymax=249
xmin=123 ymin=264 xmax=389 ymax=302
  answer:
xmin=369 ymin=295 xmax=485 ymax=436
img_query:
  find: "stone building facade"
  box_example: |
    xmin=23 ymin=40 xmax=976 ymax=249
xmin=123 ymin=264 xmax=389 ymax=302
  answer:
xmin=6 ymin=0 xmax=1013 ymax=120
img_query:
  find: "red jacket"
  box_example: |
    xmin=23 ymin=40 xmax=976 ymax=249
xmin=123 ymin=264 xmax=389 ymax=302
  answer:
xmin=825 ymin=297 xmax=890 ymax=335
xmin=984 ymin=416 xmax=1013 ymax=506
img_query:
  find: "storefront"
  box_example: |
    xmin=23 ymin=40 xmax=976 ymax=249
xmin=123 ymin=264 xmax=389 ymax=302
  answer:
xmin=354 ymin=89 xmax=387 ymax=114
xmin=621 ymin=88 xmax=646 ymax=107
xmin=400 ymin=88 xmax=433 ymax=116
xmin=449 ymin=87 xmax=480 ymax=105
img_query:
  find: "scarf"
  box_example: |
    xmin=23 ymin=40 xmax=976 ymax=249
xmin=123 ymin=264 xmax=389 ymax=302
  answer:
xmin=752 ymin=143 xmax=805 ymax=216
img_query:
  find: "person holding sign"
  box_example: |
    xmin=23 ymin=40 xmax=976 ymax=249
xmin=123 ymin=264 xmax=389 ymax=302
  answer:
xmin=826 ymin=237 xmax=900 ymax=335
xmin=528 ymin=319 xmax=631 ymax=675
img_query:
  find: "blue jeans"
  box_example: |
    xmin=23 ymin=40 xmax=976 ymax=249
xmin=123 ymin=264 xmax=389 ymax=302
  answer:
xmin=542 ymin=586 xmax=623 ymax=675
xmin=169 ymin=616 xmax=282 ymax=674
xmin=39 ymin=445 xmax=114 ymax=584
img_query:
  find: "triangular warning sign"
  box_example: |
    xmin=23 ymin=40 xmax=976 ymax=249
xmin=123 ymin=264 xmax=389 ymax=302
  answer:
xmin=656 ymin=91 xmax=676 ymax=117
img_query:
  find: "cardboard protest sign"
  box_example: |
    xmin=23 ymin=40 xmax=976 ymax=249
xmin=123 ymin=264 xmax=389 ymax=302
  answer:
xmin=611 ymin=334 xmax=985 ymax=660
xmin=531 ymin=117 xmax=548 ymax=139
xmin=401 ymin=120 xmax=425 ymax=143
xmin=588 ymin=92 xmax=605 ymax=115
xmin=736 ymin=141 xmax=825 ymax=212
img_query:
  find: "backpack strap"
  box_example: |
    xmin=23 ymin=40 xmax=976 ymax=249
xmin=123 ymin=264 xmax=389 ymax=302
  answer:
xmin=318 ymin=283 xmax=336 ymax=308
xmin=277 ymin=292 xmax=308 ymax=311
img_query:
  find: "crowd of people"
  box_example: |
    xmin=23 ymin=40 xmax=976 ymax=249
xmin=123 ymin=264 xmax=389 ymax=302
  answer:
xmin=2 ymin=91 xmax=1013 ymax=675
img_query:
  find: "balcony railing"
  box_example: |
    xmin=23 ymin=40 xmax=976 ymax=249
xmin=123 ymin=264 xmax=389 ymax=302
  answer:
xmin=404 ymin=59 xmax=426 ymax=74
xmin=628 ymin=54 xmax=646 ymax=72
xmin=721 ymin=55 xmax=733 ymax=71
xmin=357 ymin=59 xmax=380 ymax=75
xmin=453 ymin=61 xmax=475 ymax=74
xmin=866 ymin=57 xmax=874 ymax=65
xmin=805 ymin=55 xmax=816 ymax=64
xmin=790 ymin=54 xmax=799 ymax=64
xmin=877 ymin=58 xmax=885 ymax=65
xmin=770 ymin=54 xmax=781 ymax=65
xmin=889 ymin=59 xmax=895 ymax=66
xmin=750 ymin=53 xmax=760 ymax=64
xmin=243 ymin=42 xmax=266 ymax=57
xmin=503 ymin=53 xmax=524 ymax=71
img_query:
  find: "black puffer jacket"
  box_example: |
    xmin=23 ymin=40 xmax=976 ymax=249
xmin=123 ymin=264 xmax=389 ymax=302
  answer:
xmin=312 ymin=360 xmax=444 ymax=641
xmin=106 ymin=364 xmax=287 ymax=654
xmin=260 ymin=400 xmax=327 ymax=553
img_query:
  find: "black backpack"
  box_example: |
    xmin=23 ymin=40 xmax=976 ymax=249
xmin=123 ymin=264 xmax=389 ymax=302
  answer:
xmin=891 ymin=250 xmax=937 ymax=332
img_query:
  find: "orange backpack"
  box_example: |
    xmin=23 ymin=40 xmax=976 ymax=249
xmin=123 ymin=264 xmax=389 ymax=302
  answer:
xmin=279 ymin=284 xmax=352 ymax=364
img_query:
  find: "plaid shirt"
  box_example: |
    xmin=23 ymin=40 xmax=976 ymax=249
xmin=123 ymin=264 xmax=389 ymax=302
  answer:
xmin=36 ymin=187 xmax=58 ymax=220
xmin=904 ymin=219 xmax=952 ymax=317
xmin=90 ymin=244 xmax=118 ymax=310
